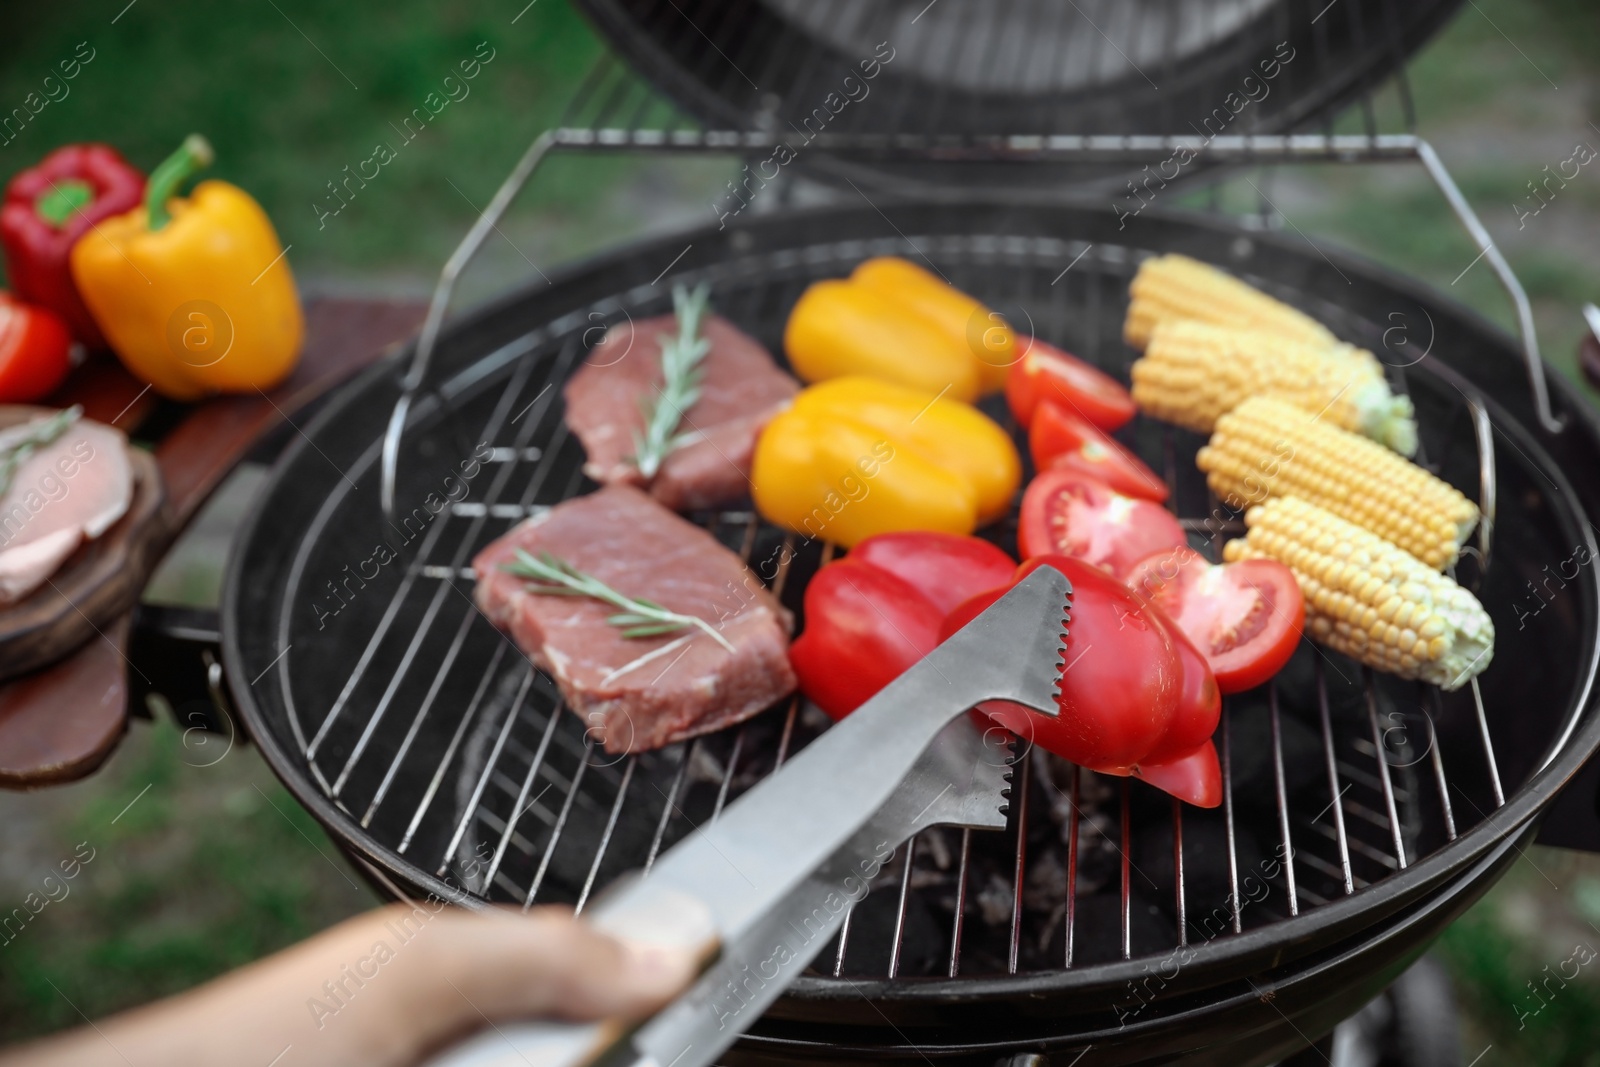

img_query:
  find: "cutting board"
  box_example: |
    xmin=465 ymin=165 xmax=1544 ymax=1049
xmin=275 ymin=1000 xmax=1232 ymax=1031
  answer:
xmin=0 ymin=297 xmax=427 ymax=787
xmin=0 ymin=408 xmax=170 ymax=680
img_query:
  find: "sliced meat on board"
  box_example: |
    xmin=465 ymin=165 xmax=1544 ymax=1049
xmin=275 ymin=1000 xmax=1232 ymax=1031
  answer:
xmin=563 ymin=314 xmax=798 ymax=512
xmin=472 ymin=484 xmax=797 ymax=753
xmin=0 ymin=418 xmax=133 ymax=604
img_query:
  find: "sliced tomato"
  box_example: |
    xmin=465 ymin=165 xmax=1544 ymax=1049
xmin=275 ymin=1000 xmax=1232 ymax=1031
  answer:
xmin=1124 ymin=547 xmax=1305 ymax=694
xmin=1029 ymin=400 xmax=1167 ymax=503
xmin=940 ymin=556 xmax=1181 ymax=769
xmin=848 ymin=531 xmax=1015 ymax=616
xmin=1005 ymin=337 xmax=1135 ymax=432
xmin=1017 ymin=470 xmax=1187 ymax=579
xmin=1140 ymin=613 xmax=1220 ymax=764
xmin=940 ymin=556 xmax=1220 ymax=807
xmin=1129 ymin=742 xmax=1222 ymax=808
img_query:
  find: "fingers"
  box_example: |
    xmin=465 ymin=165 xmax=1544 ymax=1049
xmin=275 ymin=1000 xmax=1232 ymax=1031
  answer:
xmin=420 ymin=903 xmax=708 ymax=1024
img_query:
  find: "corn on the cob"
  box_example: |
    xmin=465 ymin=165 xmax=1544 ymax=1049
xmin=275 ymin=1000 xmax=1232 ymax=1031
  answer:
xmin=1125 ymin=253 xmax=1338 ymax=351
xmin=1197 ymin=395 xmax=1477 ymax=569
xmin=1132 ymin=320 xmax=1419 ymax=455
xmin=1225 ymin=496 xmax=1493 ymax=690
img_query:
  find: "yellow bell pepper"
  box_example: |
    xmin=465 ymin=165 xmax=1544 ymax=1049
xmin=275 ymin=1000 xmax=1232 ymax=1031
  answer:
xmin=783 ymin=257 xmax=1017 ymax=403
xmin=70 ymin=135 xmax=302 ymax=400
xmin=751 ymin=376 xmax=1020 ymax=547
xmin=784 ymin=278 xmax=981 ymax=402
xmin=851 ymin=256 xmax=1015 ymax=393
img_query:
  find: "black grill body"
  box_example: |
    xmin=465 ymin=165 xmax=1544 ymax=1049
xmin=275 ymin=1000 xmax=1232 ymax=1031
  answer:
xmin=225 ymin=200 xmax=1600 ymax=1064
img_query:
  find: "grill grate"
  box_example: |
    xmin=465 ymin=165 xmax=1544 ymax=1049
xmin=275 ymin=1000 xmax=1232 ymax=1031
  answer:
xmin=567 ymin=0 xmax=1450 ymax=147
xmin=284 ymin=231 xmax=1532 ymax=985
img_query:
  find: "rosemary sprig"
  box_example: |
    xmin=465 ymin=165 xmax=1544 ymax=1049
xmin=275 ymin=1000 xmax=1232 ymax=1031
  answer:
xmin=631 ymin=282 xmax=713 ymax=479
xmin=502 ymin=548 xmax=736 ymax=653
xmin=0 ymin=405 xmax=81 ymax=500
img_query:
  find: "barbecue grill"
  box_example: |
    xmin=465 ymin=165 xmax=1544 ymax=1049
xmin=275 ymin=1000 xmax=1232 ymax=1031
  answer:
xmin=212 ymin=2 xmax=1600 ymax=1063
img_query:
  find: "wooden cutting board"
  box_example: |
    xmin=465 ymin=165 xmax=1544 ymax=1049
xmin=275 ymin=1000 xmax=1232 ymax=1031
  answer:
xmin=0 ymin=297 xmax=427 ymax=787
xmin=0 ymin=408 xmax=171 ymax=680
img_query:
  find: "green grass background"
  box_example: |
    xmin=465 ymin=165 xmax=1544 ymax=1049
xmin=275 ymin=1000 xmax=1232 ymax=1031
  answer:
xmin=2 ymin=0 xmax=1600 ymax=1062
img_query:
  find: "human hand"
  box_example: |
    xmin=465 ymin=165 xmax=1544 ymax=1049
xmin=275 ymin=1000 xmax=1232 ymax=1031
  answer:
xmin=1 ymin=900 xmax=709 ymax=1067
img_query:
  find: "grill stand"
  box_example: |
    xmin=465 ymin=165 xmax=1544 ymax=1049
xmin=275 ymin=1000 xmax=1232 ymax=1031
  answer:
xmin=378 ymin=129 xmax=1558 ymax=522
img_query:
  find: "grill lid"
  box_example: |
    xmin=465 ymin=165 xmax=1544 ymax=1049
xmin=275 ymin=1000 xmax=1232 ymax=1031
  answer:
xmin=572 ymin=0 xmax=1463 ymax=189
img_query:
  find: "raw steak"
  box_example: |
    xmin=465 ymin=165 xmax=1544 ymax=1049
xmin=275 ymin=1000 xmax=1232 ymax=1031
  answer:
xmin=0 ymin=416 xmax=133 ymax=603
xmin=472 ymin=484 xmax=796 ymax=753
xmin=563 ymin=314 xmax=798 ymax=511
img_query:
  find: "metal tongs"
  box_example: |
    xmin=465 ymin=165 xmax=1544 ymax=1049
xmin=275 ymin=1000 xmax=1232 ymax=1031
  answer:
xmin=428 ymin=564 xmax=1073 ymax=1067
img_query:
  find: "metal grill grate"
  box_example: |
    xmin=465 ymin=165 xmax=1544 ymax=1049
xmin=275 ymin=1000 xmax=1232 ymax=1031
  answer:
xmin=568 ymin=0 xmax=1452 ymax=146
xmin=282 ymin=231 xmax=1539 ymax=985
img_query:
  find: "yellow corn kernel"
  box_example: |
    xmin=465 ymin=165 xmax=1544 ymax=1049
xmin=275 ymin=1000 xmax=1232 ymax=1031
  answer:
xmin=1225 ymin=496 xmax=1492 ymax=689
xmin=1132 ymin=320 xmax=1418 ymax=455
xmin=1124 ymin=253 xmax=1337 ymax=351
xmin=1198 ymin=395 xmax=1477 ymax=569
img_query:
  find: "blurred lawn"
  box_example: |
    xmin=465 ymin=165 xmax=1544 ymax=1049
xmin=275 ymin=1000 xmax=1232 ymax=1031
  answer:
xmin=3 ymin=0 xmax=1600 ymax=1059
xmin=0 ymin=0 xmax=709 ymax=288
xmin=1435 ymin=850 xmax=1600 ymax=1067
xmin=0 ymin=716 xmax=377 ymax=1040
xmin=1195 ymin=0 xmax=1600 ymax=397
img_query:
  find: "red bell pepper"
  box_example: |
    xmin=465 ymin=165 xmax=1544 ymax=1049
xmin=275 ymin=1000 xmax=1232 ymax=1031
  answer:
xmin=789 ymin=532 xmax=1016 ymax=720
xmin=1130 ymin=744 xmax=1222 ymax=808
xmin=792 ymin=536 xmax=1222 ymax=807
xmin=1 ymin=144 xmax=146 ymax=348
xmin=0 ymin=292 xmax=73 ymax=402
xmin=845 ymin=531 xmax=1017 ymax=615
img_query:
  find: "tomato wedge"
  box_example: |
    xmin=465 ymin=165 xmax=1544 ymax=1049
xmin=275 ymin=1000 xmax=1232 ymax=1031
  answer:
xmin=1124 ymin=546 xmax=1305 ymax=694
xmin=1141 ymin=616 xmax=1221 ymax=764
xmin=1005 ymin=337 xmax=1135 ymax=432
xmin=1131 ymin=742 xmax=1221 ymax=808
xmin=1017 ymin=470 xmax=1187 ymax=579
xmin=1029 ymin=400 xmax=1167 ymax=503
xmin=941 ymin=556 xmax=1181 ymax=769
xmin=939 ymin=557 xmax=1220 ymax=808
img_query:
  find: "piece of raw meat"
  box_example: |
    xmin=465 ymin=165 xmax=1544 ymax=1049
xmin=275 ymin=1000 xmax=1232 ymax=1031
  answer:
xmin=473 ymin=484 xmax=796 ymax=753
xmin=0 ymin=415 xmax=133 ymax=603
xmin=563 ymin=314 xmax=798 ymax=511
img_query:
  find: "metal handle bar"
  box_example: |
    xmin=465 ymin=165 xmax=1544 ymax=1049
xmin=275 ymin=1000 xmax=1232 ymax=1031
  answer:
xmin=379 ymin=130 xmax=1559 ymax=520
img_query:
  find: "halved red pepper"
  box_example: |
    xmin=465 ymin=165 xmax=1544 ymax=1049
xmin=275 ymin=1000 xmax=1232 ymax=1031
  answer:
xmin=789 ymin=532 xmax=1016 ymax=720
xmin=846 ymin=531 xmax=1017 ymax=615
xmin=1 ymin=144 xmax=146 ymax=348
xmin=792 ymin=537 xmax=1222 ymax=807
xmin=1131 ymin=744 xmax=1222 ymax=808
